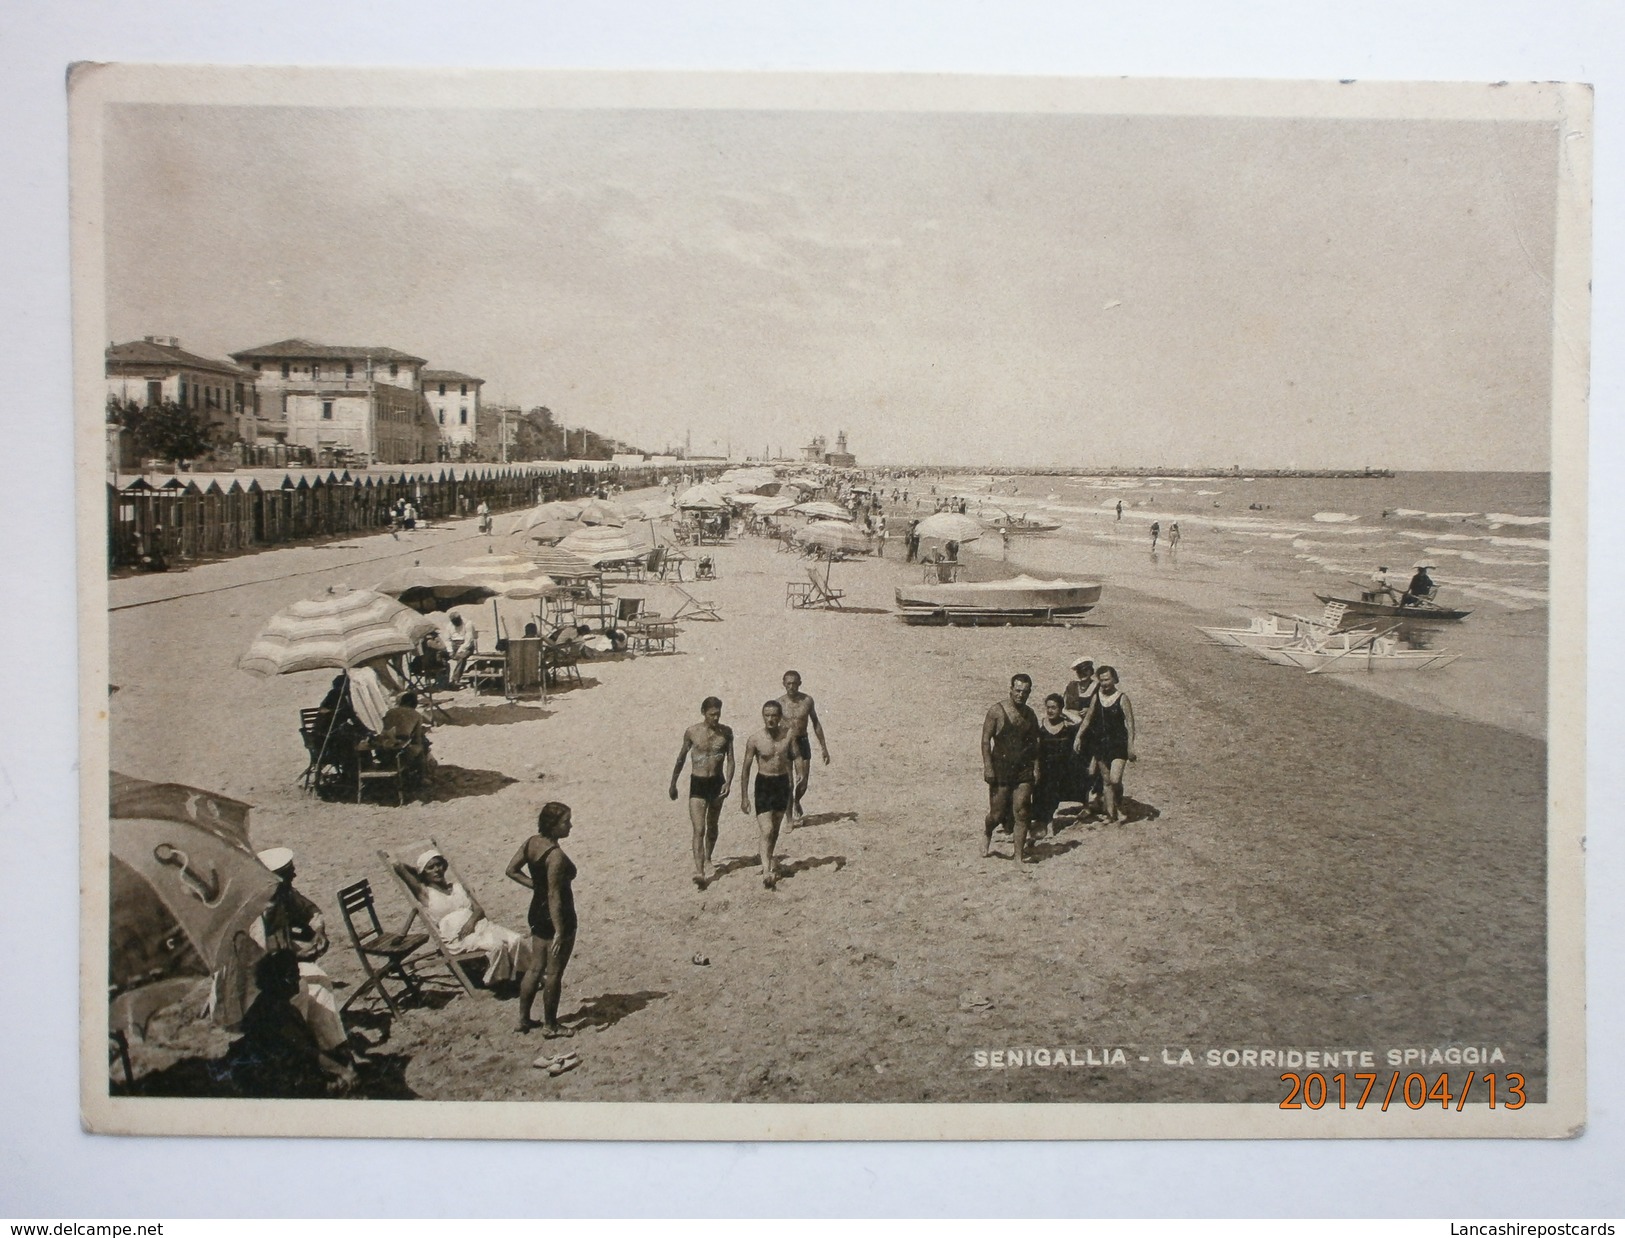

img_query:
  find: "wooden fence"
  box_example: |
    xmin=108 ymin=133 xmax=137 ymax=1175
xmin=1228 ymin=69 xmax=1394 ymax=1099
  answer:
xmin=107 ymin=463 xmax=699 ymax=571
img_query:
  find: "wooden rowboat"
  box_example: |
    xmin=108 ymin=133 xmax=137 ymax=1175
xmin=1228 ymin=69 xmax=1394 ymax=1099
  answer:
xmin=1313 ymin=592 xmax=1472 ymax=622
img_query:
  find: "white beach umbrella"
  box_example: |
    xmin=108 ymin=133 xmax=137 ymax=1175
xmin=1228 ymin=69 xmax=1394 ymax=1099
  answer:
xmin=676 ymin=483 xmax=730 ymax=510
xmin=239 ymin=587 xmax=436 ymax=677
xmin=753 ymin=495 xmax=798 ymax=515
xmin=634 ymin=497 xmax=677 ymax=520
xmin=913 ymin=512 xmax=986 ymax=543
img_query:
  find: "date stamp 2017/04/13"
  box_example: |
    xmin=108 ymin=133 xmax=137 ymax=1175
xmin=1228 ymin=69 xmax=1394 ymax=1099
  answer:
xmin=1280 ymin=1071 xmax=1527 ymax=1111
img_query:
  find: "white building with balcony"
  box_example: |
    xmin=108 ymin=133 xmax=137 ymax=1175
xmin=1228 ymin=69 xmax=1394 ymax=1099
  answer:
xmin=229 ymin=338 xmax=438 ymax=465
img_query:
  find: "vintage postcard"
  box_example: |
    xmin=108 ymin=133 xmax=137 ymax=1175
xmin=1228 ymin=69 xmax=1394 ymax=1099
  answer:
xmin=74 ymin=67 xmax=1589 ymax=1139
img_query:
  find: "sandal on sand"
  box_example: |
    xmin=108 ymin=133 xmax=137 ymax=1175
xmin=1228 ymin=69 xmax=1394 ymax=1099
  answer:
xmin=532 ymin=1051 xmax=581 ymax=1076
xmin=542 ymin=1024 xmax=573 ymax=1039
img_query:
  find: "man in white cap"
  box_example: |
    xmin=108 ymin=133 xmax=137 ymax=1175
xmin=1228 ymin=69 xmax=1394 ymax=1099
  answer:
xmin=254 ymin=847 xmax=350 ymax=1060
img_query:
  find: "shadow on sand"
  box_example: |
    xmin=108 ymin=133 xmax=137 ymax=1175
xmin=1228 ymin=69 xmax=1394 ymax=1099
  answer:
xmin=778 ymin=854 xmax=846 ymax=881
xmin=438 ymin=703 xmax=554 ymax=727
xmin=792 ymin=810 xmax=858 ymax=830
xmin=414 ymin=765 xmax=518 ymax=803
xmin=566 ymin=990 xmax=668 ymax=1033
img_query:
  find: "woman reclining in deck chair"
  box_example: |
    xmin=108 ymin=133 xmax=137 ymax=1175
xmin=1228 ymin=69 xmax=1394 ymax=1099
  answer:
xmin=389 ymin=848 xmax=532 ymax=984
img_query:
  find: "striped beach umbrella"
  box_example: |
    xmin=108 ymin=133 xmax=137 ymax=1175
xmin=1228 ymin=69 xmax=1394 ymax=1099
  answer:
xmin=456 ymin=554 xmax=559 ymax=600
xmin=789 ymin=501 xmax=852 ymax=521
xmin=508 ymin=499 xmax=587 ymax=536
xmin=795 ymin=520 xmax=872 ymax=554
xmin=528 ymin=546 xmax=600 ymax=579
xmin=575 ymin=498 xmax=630 ymax=527
xmin=239 ymin=587 xmax=436 ymax=677
xmin=558 ymin=523 xmax=655 ymax=566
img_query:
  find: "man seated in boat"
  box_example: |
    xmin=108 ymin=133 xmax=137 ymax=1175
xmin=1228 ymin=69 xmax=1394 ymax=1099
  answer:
xmin=1363 ymin=566 xmax=1401 ymax=606
xmin=1400 ymin=564 xmax=1437 ymax=608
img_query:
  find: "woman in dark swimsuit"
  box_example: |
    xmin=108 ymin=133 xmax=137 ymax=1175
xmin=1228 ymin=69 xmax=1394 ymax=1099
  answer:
xmin=1032 ymin=693 xmax=1080 ymax=837
xmin=506 ymin=801 xmax=578 ymax=1037
xmin=1081 ymin=666 xmax=1137 ymax=822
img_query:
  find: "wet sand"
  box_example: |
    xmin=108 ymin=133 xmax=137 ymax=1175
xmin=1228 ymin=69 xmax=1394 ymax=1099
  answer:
xmin=108 ymin=509 xmax=1547 ymax=1103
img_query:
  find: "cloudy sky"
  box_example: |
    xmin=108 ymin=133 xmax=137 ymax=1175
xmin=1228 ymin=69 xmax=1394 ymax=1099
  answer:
xmin=102 ymin=102 xmax=1558 ymax=469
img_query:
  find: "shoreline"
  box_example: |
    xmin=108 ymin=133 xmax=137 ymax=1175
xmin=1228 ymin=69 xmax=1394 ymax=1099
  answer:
xmin=106 ymin=515 xmax=1547 ymax=1103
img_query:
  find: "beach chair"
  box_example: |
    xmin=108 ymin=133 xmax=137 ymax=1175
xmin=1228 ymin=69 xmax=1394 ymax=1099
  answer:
xmin=354 ymin=740 xmax=410 ymax=805
xmin=335 ymin=879 xmax=431 ymax=1015
xmin=377 ymin=840 xmax=498 ymax=1000
xmin=543 ymin=638 xmax=584 ymax=687
xmin=659 ymin=548 xmax=691 ymax=582
xmin=298 ymin=708 xmax=348 ymax=794
xmin=500 ymin=636 xmax=548 ymax=703
xmin=786 ymin=579 xmax=814 ymax=608
xmin=805 ymin=566 xmax=846 ymax=610
xmin=668 ymin=584 xmax=722 ymax=622
xmin=632 ymin=618 xmax=679 ymax=654
xmin=545 ymin=591 xmax=578 ymax=628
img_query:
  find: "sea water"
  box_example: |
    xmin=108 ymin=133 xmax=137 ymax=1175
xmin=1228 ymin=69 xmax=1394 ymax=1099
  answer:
xmin=927 ymin=471 xmax=1550 ymax=739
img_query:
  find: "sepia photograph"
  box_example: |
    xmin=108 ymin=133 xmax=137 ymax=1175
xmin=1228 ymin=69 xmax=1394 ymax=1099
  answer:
xmin=73 ymin=67 xmax=1588 ymax=1141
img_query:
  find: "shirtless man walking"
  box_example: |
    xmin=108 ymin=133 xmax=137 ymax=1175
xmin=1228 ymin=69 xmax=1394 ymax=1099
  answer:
xmin=982 ymin=673 xmax=1041 ymax=863
xmin=668 ymin=696 xmax=734 ymax=888
xmin=776 ymin=670 xmax=830 ymax=822
xmin=740 ymin=700 xmax=799 ymax=889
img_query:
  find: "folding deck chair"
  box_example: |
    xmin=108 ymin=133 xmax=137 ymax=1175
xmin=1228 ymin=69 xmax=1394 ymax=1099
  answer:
xmin=804 ymin=565 xmax=847 ymax=610
xmin=668 ymin=584 xmax=722 ymax=621
xmin=336 ymin=878 xmax=431 ymax=1014
xmin=377 ymin=839 xmax=501 ymax=1000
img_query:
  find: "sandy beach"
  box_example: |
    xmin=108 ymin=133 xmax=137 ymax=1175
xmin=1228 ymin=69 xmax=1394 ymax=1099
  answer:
xmin=108 ymin=496 xmax=1547 ymax=1104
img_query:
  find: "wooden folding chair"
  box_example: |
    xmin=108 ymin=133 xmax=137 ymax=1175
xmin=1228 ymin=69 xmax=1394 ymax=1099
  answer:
xmin=377 ymin=840 xmax=495 ymax=1000
xmin=786 ymin=579 xmax=814 ymax=608
xmin=805 ymin=565 xmax=847 ymax=610
xmin=355 ymin=740 xmax=409 ymax=805
xmin=336 ymin=878 xmax=431 ymax=1014
xmin=657 ymin=548 xmax=689 ymax=582
xmin=298 ymin=708 xmax=347 ymax=794
xmin=668 ymin=584 xmax=722 ymax=621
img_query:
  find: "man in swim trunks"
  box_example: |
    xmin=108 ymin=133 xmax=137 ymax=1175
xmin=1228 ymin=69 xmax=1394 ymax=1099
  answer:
xmin=669 ymin=696 xmax=734 ymax=888
xmin=740 ymin=700 xmax=798 ymax=889
xmin=776 ymin=670 xmax=829 ymax=822
xmin=982 ymin=673 xmax=1040 ymax=863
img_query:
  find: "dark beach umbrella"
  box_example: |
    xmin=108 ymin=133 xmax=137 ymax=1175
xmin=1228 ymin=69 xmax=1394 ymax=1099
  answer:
xmin=374 ymin=565 xmax=500 ymax=614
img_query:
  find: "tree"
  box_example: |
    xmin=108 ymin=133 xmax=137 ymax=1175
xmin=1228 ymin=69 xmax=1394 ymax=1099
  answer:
xmin=107 ymin=396 xmax=222 ymax=463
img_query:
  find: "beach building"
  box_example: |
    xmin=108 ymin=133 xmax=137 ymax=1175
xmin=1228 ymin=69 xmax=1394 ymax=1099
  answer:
xmin=229 ymin=338 xmax=438 ymax=465
xmin=421 ymin=369 xmax=483 ymax=458
xmin=800 ymin=430 xmax=856 ymax=467
xmin=105 ymin=336 xmax=264 ymax=444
